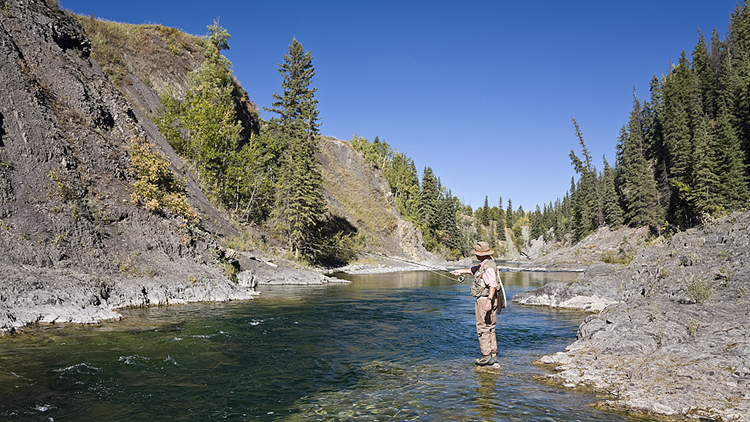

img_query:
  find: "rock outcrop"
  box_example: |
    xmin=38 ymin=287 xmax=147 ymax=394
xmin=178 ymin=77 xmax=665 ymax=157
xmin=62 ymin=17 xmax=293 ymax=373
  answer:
xmin=0 ymin=0 xmax=326 ymax=334
xmin=519 ymin=213 xmax=750 ymax=421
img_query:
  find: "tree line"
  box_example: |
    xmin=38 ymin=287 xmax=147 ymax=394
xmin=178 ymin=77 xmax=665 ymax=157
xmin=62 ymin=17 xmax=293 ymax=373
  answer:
xmin=156 ymin=23 xmax=335 ymax=262
xmin=154 ymin=1 xmax=750 ymax=265
xmin=561 ymin=1 xmax=750 ymax=243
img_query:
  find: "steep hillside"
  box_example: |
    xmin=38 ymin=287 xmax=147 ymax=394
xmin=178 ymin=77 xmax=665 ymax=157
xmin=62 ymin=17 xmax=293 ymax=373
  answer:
xmin=0 ymin=1 xmax=431 ymax=333
xmin=318 ymin=136 xmax=432 ymax=261
xmin=76 ymin=14 xmax=431 ymax=262
xmin=0 ymin=0 xmax=334 ymax=334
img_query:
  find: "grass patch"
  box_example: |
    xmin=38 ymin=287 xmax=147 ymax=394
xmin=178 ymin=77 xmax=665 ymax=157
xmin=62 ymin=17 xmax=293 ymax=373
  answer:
xmin=601 ymin=250 xmax=633 ymax=265
xmin=687 ymin=276 xmax=713 ymax=304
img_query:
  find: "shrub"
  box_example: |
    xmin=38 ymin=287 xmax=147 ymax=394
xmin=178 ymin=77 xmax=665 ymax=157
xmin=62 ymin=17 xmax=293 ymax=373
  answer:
xmin=127 ymin=137 xmax=197 ymax=222
xmin=687 ymin=276 xmax=713 ymax=304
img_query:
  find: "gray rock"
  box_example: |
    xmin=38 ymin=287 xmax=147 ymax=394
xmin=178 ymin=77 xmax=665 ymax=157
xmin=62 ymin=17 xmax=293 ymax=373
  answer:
xmin=520 ymin=212 xmax=750 ymax=420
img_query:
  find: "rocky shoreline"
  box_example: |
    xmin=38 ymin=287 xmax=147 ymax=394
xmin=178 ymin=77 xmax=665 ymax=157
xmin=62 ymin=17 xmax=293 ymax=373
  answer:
xmin=515 ymin=212 xmax=750 ymax=422
xmin=0 ymin=248 xmax=345 ymax=335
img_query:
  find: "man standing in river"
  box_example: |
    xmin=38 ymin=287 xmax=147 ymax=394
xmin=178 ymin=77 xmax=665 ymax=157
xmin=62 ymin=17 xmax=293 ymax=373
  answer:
xmin=451 ymin=241 xmax=499 ymax=366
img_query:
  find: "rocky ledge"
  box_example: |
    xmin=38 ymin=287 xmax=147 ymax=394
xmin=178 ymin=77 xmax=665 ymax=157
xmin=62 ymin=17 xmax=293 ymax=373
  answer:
xmin=0 ymin=248 xmax=341 ymax=335
xmin=515 ymin=212 xmax=750 ymax=421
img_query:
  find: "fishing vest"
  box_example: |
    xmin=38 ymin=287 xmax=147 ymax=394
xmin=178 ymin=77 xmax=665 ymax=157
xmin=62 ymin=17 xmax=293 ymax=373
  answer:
xmin=471 ymin=259 xmax=497 ymax=298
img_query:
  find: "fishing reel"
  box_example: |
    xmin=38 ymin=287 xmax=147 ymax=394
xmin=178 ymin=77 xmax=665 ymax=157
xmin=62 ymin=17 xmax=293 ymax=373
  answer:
xmin=456 ymin=275 xmax=466 ymax=283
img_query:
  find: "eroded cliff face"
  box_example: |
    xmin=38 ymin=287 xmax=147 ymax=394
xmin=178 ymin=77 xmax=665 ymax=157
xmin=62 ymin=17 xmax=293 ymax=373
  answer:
xmin=0 ymin=0 xmax=257 ymax=333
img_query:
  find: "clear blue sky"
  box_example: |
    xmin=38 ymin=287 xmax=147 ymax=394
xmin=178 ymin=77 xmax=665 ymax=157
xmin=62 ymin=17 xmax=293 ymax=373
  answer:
xmin=61 ymin=0 xmax=740 ymax=211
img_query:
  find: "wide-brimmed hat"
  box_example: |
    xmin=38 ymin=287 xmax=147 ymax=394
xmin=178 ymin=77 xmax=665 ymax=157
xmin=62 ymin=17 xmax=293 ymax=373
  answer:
xmin=473 ymin=241 xmax=494 ymax=257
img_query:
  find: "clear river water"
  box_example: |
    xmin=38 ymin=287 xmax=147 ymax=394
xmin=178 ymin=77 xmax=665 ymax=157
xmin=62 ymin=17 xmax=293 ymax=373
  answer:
xmin=0 ymin=270 xmax=655 ymax=421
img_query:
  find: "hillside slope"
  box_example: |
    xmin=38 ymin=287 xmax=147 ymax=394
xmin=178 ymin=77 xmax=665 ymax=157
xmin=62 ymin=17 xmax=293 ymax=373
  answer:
xmin=0 ymin=1 xmax=430 ymax=333
xmin=0 ymin=0 xmax=330 ymax=334
xmin=76 ymin=14 xmax=431 ymax=262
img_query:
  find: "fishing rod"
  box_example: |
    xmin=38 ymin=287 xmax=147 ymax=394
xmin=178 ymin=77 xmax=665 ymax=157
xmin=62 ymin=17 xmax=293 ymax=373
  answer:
xmin=308 ymin=242 xmax=464 ymax=282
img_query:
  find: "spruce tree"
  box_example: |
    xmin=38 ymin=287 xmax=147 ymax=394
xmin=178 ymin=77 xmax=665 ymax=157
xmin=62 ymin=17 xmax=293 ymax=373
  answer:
xmin=481 ymin=196 xmax=491 ymax=226
xmin=661 ymin=53 xmax=696 ymax=225
xmin=689 ymin=116 xmax=722 ymax=217
xmin=505 ymin=199 xmax=513 ymax=228
xmin=265 ymin=38 xmax=325 ymax=257
xmin=617 ymin=97 xmax=663 ymax=230
xmin=602 ymin=156 xmax=623 ymax=228
xmin=728 ymin=1 xmax=750 ymax=179
xmin=496 ymin=197 xmax=506 ymax=240
xmin=714 ymin=105 xmax=750 ymax=210
xmin=569 ymin=118 xmax=601 ymax=240
xmin=693 ymin=32 xmax=719 ymax=117
xmin=418 ymin=166 xmax=440 ymax=237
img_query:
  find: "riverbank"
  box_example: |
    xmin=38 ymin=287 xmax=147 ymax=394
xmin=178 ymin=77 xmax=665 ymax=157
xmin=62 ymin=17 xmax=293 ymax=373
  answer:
xmin=0 ymin=248 xmax=342 ymax=335
xmin=517 ymin=212 xmax=750 ymax=421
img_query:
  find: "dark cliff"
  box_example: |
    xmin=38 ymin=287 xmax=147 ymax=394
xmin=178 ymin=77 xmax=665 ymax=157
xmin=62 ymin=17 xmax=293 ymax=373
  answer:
xmin=0 ymin=0 xmax=262 ymax=333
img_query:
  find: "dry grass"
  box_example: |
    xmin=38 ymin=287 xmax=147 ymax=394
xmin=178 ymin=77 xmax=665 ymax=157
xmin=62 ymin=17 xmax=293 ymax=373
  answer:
xmin=73 ymin=15 xmax=208 ymax=89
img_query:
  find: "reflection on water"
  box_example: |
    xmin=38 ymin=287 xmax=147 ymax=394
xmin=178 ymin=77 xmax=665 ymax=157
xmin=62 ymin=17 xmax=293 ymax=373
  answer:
xmin=0 ymin=270 xmax=650 ymax=421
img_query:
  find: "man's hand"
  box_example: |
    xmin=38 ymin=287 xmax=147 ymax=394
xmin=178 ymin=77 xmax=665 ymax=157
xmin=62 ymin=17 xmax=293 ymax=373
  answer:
xmin=484 ymin=298 xmax=493 ymax=312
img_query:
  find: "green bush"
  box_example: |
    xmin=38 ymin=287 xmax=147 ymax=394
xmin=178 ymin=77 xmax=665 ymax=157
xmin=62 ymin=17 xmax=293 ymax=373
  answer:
xmin=127 ymin=137 xmax=197 ymax=222
xmin=687 ymin=276 xmax=713 ymax=304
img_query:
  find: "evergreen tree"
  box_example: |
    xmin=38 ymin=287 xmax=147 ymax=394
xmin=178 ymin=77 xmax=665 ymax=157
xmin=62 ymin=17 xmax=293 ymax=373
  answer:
xmin=661 ymin=53 xmax=696 ymax=225
xmin=505 ymin=198 xmax=513 ymax=228
xmin=530 ymin=204 xmax=544 ymax=240
xmin=714 ymin=105 xmax=750 ymax=210
xmin=265 ymin=38 xmax=325 ymax=257
xmin=617 ymin=97 xmax=663 ymax=230
xmin=728 ymin=1 xmax=750 ymax=178
xmin=439 ymin=190 xmax=462 ymax=253
xmin=693 ymin=32 xmax=719 ymax=117
xmin=690 ymin=116 xmax=722 ymax=216
xmin=602 ymin=156 xmax=623 ymax=228
xmin=496 ymin=197 xmax=506 ymax=240
xmin=569 ymin=118 xmax=601 ymax=240
xmin=642 ymin=75 xmax=672 ymax=214
xmin=481 ymin=196 xmax=491 ymax=226
xmin=419 ymin=166 xmax=440 ymax=236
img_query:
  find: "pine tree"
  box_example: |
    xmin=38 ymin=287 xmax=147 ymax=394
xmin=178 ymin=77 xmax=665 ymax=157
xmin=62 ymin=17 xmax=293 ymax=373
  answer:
xmin=714 ymin=105 xmax=750 ymax=210
xmin=265 ymin=38 xmax=325 ymax=257
xmin=602 ymin=156 xmax=623 ymax=228
xmin=617 ymin=97 xmax=663 ymax=230
xmin=689 ymin=116 xmax=722 ymax=216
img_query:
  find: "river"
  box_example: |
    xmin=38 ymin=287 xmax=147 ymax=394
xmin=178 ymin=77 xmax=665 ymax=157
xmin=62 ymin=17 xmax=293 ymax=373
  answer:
xmin=0 ymin=270 xmax=655 ymax=421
